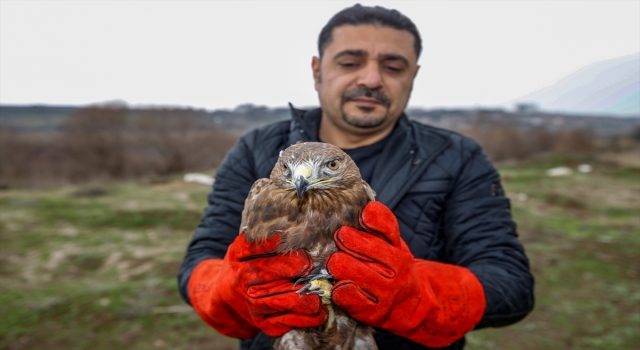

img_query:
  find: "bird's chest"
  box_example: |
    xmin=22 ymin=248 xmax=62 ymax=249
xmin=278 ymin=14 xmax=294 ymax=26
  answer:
xmin=305 ymin=240 xmax=338 ymax=266
xmin=276 ymin=205 xmax=353 ymax=256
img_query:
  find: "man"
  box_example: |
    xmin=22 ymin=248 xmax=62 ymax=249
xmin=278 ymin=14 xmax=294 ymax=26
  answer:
xmin=179 ymin=4 xmax=534 ymax=350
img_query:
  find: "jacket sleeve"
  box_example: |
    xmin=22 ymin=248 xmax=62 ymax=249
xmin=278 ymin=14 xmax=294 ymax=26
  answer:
xmin=178 ymin=134 xmax=258 ymax=305
xmin=443 ymin=138 xmax=534 ymax=328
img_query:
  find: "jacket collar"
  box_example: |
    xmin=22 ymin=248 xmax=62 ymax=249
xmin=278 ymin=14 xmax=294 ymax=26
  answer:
xmin=288 ymin=103 xmax=321 ymax=144
xmin=286 ymin=103 xmax=449 ymax=209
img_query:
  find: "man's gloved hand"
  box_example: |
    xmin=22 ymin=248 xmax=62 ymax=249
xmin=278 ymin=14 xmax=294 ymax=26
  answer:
xmin=326 ymin=201 xmax=487 ymax=347
xmin=188 ymin=232 xmax=327 ymax=339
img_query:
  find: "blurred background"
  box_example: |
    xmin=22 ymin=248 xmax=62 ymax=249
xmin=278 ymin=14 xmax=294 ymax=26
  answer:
xmin=0 ymin=1 xmax=638 ymax=349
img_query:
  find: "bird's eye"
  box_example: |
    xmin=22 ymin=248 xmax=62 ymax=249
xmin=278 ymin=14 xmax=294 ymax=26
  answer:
xmin=281 ymin=163 xmax=288 ymax=171
xmin=327 ymin=160 xmax=340 ymax=170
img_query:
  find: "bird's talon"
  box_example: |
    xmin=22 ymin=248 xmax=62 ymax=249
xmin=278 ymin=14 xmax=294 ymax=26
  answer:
xmin=296 ymin=268 xmax=334 ymax=303
xmin=310 ymin=269 xmax=334 ymax=281
xmin=297 ymin=269 xmax=334 ymax=287
xmin=310 ymin=273 xmax=333 ymax=281
xmin=297 ymin=284 xmax=311 ymax=296
xmin=294 ymin=277 xmax=310 ymax=288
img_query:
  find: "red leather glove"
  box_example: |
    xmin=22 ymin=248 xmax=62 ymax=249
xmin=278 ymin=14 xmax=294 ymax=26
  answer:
xmin=188 ymin=232 xmax=327 ymax=338
xmin=326 ymin=201 xmax=486 ymax=347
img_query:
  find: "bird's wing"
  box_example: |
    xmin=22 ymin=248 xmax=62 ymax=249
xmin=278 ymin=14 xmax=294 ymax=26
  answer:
xmin=239 ymin=178 xmax=270 ymax=234
xmin=363 ymin=180 xmax=376 ymax=201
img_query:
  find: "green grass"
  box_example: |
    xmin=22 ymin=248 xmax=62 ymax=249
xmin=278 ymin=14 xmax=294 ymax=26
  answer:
xmin=1 ymin=154 xmax=639 ymax=349
xmin=32 ymin=198 xmax=202 ymax=230
xmin=468 ymin=154 xmax=640 ymax=350
xmin=0 ymin=181 xmax=238 ymax=350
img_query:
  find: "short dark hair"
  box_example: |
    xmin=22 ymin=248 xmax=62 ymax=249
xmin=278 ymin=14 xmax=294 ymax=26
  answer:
xmin=318 ymin=4 xmax=422 ymax=59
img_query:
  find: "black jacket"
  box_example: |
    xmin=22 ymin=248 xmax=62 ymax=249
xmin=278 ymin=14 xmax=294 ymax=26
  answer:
xmin=179 ymin=107 xmax=535 ymax=350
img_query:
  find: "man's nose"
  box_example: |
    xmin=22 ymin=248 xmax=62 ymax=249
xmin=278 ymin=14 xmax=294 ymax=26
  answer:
xmin=356 ymin=62 xmax=383 ymax=89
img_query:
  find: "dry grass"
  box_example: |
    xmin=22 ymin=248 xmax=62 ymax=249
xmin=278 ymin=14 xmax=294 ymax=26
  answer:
xmin=0 ymin=153 xmax=638 ymax=349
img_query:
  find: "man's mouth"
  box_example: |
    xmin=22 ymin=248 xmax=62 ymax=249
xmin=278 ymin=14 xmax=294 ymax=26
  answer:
xmin=341 ymin=87 xmax=391 ymax=108
xmin=349 ymin=97 xmax=383 ymax=108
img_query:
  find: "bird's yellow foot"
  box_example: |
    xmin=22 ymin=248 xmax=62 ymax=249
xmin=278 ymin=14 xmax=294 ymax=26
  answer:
xmin=296 ymin=268 xmax=333 ymax=305
xmin=308 ymin=279 xmax=332 ymax=305
xmin=295 ymin=269 xmax=336 ymax=331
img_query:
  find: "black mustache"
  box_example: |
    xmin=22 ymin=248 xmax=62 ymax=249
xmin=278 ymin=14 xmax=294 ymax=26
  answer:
xmin=341 ymin=87 xmax=391 ymax=107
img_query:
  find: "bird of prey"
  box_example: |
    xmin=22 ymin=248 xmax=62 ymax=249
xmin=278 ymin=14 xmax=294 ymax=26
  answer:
xmin=241 ymin=142 xmax=377 ymax=350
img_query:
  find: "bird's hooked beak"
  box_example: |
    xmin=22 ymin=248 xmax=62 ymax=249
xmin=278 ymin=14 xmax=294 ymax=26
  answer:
xmin=293 ymin=165 xmax=312 ymax=199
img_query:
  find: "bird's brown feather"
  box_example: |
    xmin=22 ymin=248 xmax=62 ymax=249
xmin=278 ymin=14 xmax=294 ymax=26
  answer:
xmin=240 ymin=142 xmax=377 ymax=350
xmin=241 ymin=143 xmax=374 ymax=255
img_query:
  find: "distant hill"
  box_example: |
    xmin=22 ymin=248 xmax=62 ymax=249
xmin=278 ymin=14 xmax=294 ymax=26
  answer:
xmin=0 ymin=105 xmax=78 ymax=132
xmin=0 ymin=104 xmax=291 ymax=134
xmin=514 ymin=53 xmax=640 ymax=117
xmin=1 ymin=103 xmax=639 ymax=138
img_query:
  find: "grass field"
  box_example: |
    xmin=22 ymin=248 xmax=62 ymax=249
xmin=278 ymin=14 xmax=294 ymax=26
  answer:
xmin=1 ymin=153 xmax=638 ymax=350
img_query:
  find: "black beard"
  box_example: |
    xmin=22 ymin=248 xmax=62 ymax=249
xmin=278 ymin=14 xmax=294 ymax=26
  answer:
xmin=340 ymin=87 xmax=391 ymax=128
xmin=341 ymin=87 xmax=391 ymax=107
xmin=341 ymin=110 xmax=387 ymax=128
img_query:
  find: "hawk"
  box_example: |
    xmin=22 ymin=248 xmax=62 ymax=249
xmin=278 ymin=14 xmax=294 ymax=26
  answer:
xmin=241 ymin=142 xmax=377 ymax=350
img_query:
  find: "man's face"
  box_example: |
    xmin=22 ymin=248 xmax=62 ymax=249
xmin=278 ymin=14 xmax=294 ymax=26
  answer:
xmin=312 ymin=25 xmax=420 ymax=135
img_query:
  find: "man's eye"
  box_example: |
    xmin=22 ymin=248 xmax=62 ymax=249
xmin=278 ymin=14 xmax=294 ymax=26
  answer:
xmin=384 ymin=65 xmax=404 ymax=72
xmin=338 ymin=62 xmax=359 ymax=68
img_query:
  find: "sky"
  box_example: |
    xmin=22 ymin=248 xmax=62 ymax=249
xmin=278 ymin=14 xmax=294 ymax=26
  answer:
xmin=1 ymin=0 xmax=639 ymax=111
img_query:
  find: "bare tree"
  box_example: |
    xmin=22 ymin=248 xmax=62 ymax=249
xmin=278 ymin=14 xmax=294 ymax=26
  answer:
xmin=60 ymin=103 xmax=128 ymax=181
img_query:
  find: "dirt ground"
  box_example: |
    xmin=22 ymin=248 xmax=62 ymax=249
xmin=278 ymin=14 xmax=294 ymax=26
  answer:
xmin=1 ymin=153 xmax=638 ymax=349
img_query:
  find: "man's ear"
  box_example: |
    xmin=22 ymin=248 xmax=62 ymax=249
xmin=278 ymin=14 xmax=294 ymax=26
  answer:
xmin=312 ymin=56 xmax=321 ymax=89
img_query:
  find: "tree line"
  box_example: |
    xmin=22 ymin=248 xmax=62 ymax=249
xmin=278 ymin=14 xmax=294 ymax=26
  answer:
xmin=1 ymin=104 xmax=637 ymax=188
xmin=0 ymin=104 xmax=237 ymax=187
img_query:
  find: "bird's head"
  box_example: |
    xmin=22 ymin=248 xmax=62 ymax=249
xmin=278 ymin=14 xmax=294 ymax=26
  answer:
xmin=271 ymin=142 xmax=362 ymax=199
